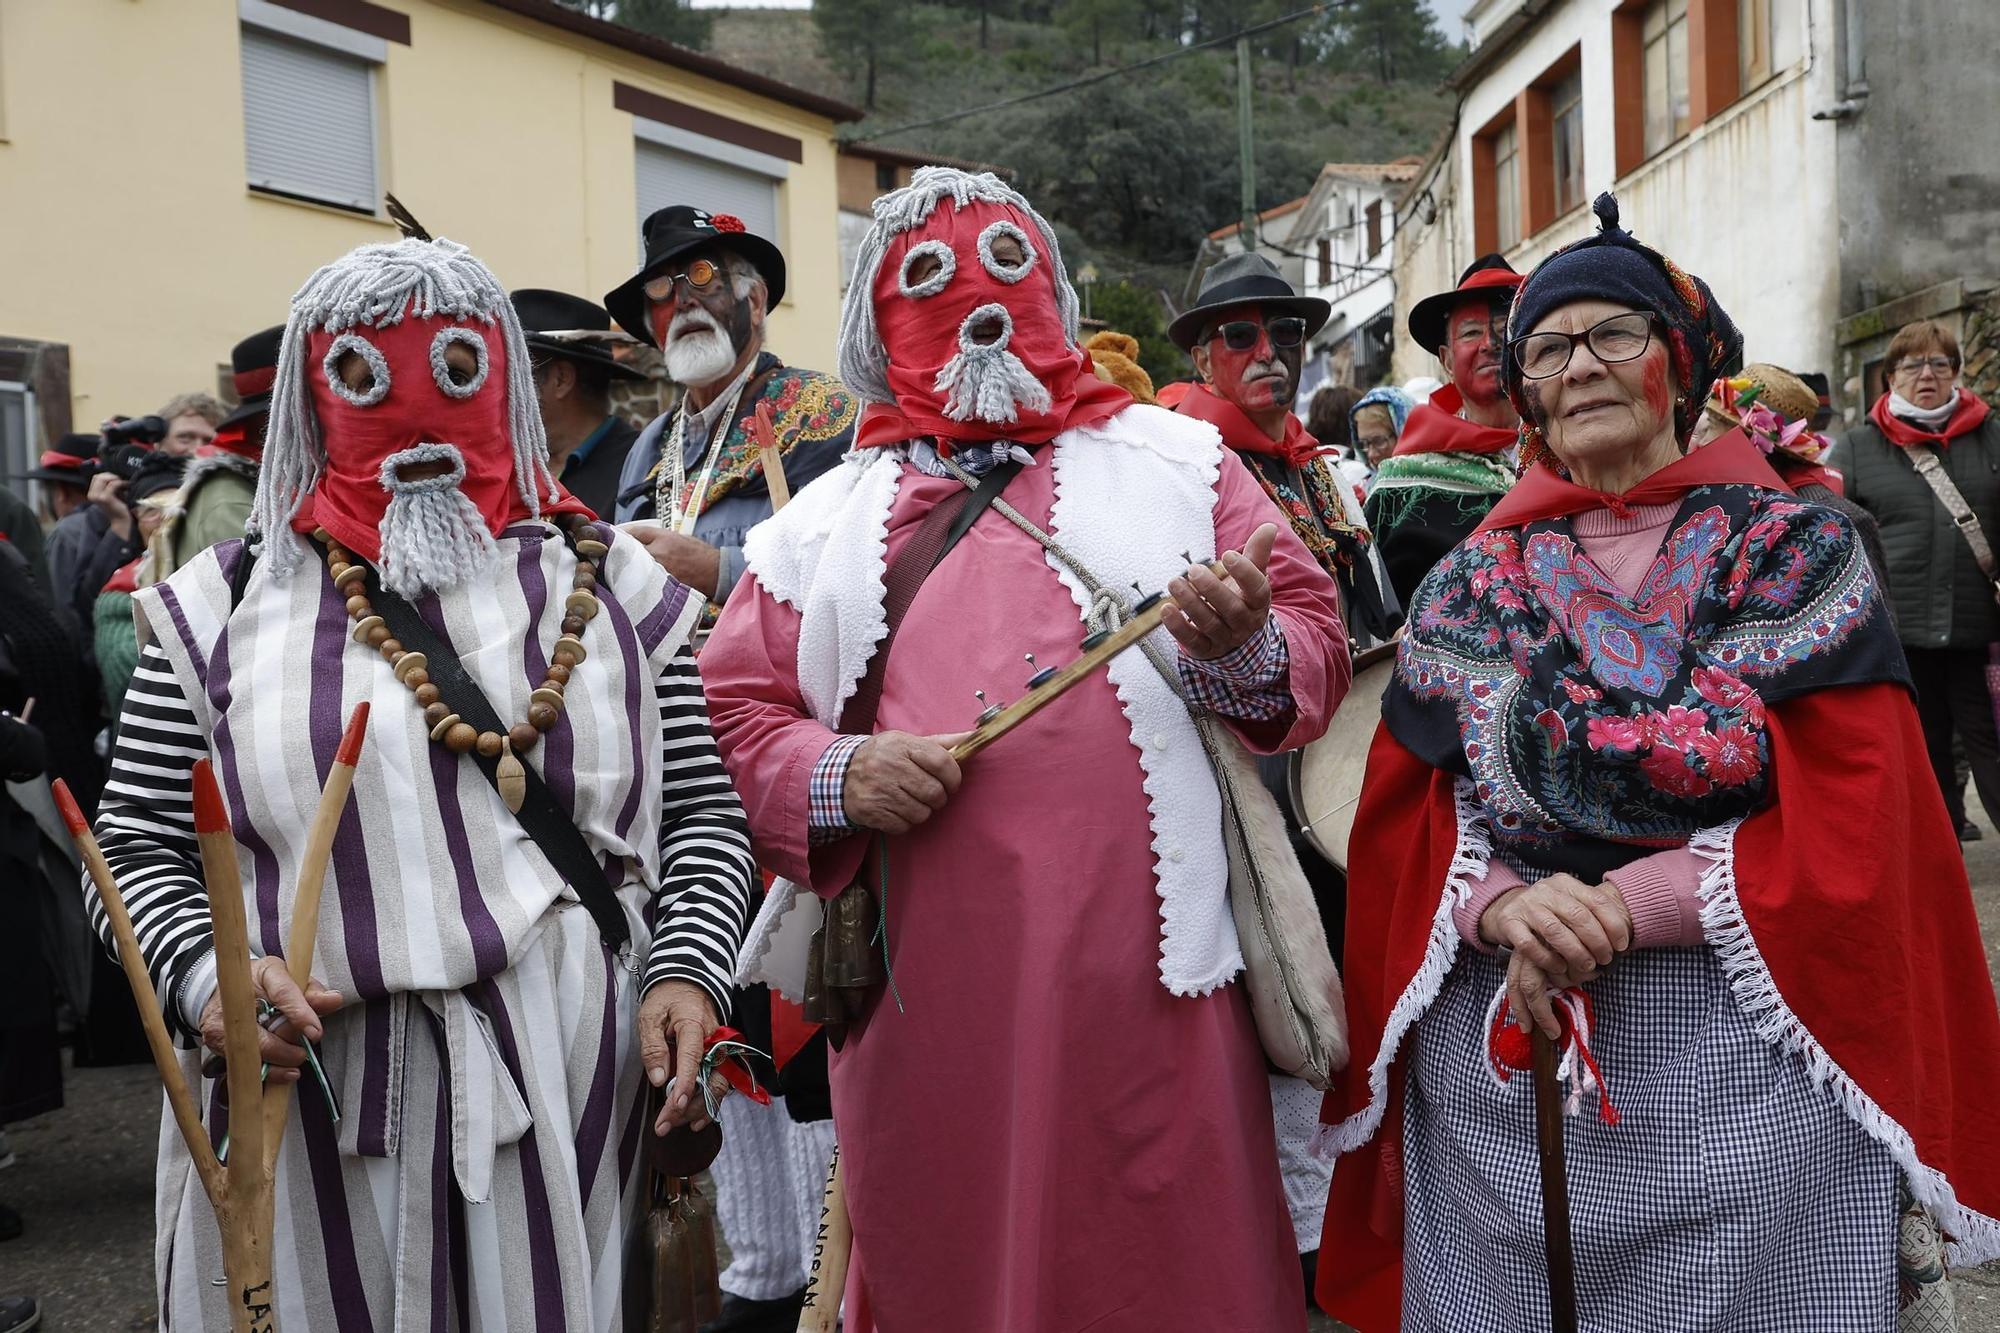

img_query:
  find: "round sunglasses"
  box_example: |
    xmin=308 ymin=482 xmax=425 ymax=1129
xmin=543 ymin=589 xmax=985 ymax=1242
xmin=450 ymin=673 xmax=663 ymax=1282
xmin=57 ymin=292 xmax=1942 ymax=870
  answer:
xmin=642 ymin=257 xmax=725 ymax=303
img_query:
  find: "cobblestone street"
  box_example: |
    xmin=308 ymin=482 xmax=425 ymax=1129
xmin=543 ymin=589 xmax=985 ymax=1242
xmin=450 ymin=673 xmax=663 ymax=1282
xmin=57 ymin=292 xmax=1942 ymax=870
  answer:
xmin=9 ymin=822 xmax=2000 ymax=1331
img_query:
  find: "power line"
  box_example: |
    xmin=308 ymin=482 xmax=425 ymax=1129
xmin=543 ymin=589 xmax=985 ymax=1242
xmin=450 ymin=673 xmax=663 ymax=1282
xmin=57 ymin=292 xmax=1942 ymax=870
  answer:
xmin=849 ymin=1 xmax=1351 ymax=142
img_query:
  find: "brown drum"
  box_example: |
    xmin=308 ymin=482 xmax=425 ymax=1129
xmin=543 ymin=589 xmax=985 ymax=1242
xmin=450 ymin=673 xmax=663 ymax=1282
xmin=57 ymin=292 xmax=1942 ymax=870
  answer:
xmin=1288 ymin=643 xmax=1397 ymax=870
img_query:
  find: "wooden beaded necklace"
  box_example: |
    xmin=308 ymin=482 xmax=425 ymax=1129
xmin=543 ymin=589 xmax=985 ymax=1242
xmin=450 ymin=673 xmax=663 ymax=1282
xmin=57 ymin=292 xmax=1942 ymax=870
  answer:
xmin=318 ymin=513 xmax=606 ymax=813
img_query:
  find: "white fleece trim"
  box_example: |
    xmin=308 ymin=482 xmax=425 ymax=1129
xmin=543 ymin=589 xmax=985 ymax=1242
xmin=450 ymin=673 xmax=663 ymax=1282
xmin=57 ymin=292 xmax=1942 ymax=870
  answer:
xmin=1688 ymin=820 xmax=2000 ymax=1267
xmin=737 ymin=404 xmax=1248 ymax=998
xmin=1313 ymin=778 xmax=1488 ymax=1158
xmin=1043 ymin=404 xmax=1242 ymax=995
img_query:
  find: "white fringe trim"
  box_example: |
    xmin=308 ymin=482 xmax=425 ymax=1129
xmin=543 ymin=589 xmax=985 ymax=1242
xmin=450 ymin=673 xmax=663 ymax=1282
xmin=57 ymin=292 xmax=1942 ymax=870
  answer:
xmin=1311 ymin=777 xmax=1489 ymax=1158
xmin=1689 ymin=819 xmax=2000 ymax=1268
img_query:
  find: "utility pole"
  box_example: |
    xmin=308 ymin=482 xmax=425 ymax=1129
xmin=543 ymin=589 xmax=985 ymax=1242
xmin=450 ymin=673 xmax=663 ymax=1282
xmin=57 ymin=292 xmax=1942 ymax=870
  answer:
xmin=1236 ymin=34 xmax=1257 ymax=252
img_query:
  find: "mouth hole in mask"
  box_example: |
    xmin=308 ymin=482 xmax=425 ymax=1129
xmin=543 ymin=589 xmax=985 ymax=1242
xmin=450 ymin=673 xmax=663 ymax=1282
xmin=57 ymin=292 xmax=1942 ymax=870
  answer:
xmin=430 ymin=327 xmax=491 ymax=400
xmin=379 ymin=441 xmax=468 ymax=493
xmin=898 ymin=240 xmax=957 ymax=300
xmin=958 ymin=302 xmax=1013 ymax=352
xmin=976 ymin=221 xmax=1036 ymax=284
xmin=324 ymin=333 xmax=391 ymax=408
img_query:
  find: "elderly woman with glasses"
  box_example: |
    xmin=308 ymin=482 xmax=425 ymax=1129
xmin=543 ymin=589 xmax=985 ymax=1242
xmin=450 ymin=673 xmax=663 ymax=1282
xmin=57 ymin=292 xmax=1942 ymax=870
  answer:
xmin=1841 ymin=319 xmax=2000 ymax=842
xmin=1316 ymin=197 xmax=2000 ymax=1331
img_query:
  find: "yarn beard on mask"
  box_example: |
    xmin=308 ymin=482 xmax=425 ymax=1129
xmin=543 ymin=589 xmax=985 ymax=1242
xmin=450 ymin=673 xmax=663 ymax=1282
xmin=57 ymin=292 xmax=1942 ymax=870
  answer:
xmin=374 ymin=442 xmax=499 ymax=598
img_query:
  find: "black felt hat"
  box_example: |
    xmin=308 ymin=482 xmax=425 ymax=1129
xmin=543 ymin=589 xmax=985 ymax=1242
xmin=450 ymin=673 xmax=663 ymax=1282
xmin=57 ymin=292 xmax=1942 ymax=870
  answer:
xmin=16 ymin=433 xmax=100 ymax=487
xmin=511 ymin=289 xmax=646 ymax=382
xmin=125 ymin=450 xmax=187 ymax=504
xmin=1168 ymin=252 xmax=1332 ymax=351
xmin=1406 ymin=254 xmax=1523 ymax=357
xmin=218 ymin=325 xmax=285 ymax=430
xmin=603 ymin=206 xmax=787 ymax=348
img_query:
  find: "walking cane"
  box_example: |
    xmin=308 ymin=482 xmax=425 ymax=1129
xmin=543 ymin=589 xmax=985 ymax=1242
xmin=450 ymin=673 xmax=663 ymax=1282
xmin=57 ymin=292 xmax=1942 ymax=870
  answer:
xmin=55 ymin=701 xmax=369 ymax=1332
xmin=797 ymin=1144 xmax=851 ymax=1333
xmin=1530 ymin=1025 xmax=1580 ymax=1333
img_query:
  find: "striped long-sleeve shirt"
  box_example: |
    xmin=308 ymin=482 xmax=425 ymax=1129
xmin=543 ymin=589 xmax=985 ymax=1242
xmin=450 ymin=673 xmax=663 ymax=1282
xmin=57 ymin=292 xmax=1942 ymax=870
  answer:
xmin=90 ymin=637 xmax=758 ymax=1045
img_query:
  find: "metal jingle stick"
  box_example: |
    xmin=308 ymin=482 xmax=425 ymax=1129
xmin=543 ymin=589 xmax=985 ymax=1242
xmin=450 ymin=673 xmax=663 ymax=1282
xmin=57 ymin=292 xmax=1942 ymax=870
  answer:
xmin=973 ymin=689 xmax=1003 ymax=726
xmin=1024 ymin=652 xmax=1057 ymax=689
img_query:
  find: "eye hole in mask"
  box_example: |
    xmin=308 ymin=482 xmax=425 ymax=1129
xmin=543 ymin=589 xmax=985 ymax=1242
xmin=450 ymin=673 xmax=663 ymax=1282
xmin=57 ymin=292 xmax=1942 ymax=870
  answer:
xmin=898 ymin=240 xmax=957 ymax=300
xmin=977 ymin=221 xmax=1036 ymax=284
xmin=430 ymin=327 xmax=491 ymax=399
xmin=324 ymin=333 xmax=391 ymax=408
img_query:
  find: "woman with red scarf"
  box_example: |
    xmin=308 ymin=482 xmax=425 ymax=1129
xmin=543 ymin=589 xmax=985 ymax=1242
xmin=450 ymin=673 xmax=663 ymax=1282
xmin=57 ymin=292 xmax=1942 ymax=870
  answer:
xmin=1842 ymin=319 xmax=2000 ymax=842
xmin=1318 ymin=195 xmax=2000 ymax=1330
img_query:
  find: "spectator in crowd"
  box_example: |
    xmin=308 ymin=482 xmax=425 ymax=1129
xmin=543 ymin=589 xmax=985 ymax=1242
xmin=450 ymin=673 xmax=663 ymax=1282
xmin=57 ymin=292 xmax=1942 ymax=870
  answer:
xmin=92 ymin=454 xmax=186 ymax=720
xmin=0 ymin=484 xmax=49 ymax=595
xmin=154 ymin=329 xmax=279 ymax=579
xmin=23 ymin=435 xmax=102 ymax=613
xmin=154 ymin=391 xmax=223 ymax=458
xmin=511 ymin=289 xmax=647 ymax=518
xmin=1350 ymin=384 xmax=1414 ymax=479
xmin=1843 ymin=318 xmax=2000 ymax=841
xmin=1307 ymin=382 xmax=1369 ymax=492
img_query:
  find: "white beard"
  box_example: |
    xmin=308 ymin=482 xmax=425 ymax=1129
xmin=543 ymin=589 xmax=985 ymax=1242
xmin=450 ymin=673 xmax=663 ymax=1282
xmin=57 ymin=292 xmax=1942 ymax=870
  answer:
xmin=375 ymin=443 xmax=500 ymax=598
xmin=933 ymin=342 xmax=1053 ymax=425
xmin=664 ymin=322 xmax=739 ymax=386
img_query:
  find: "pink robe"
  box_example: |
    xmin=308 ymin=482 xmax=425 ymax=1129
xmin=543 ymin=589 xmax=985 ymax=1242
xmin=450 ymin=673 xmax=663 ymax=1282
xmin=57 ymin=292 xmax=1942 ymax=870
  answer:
xmin=701 ymin=449 xmax=1348 ymax=1332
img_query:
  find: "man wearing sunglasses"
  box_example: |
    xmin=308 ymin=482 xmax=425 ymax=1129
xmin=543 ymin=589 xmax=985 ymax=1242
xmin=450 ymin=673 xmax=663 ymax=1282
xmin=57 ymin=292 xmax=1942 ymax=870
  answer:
xmin=1364 ymin=253 xmax=1524 ymax=604
xmin=604 ymin=206 xmax=856 ymax=608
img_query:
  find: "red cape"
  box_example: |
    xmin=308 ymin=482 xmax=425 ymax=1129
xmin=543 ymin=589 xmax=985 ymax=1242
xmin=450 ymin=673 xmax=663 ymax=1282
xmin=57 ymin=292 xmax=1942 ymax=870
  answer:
xmin=1391 ymin=385 xmax=1517 ymax=458
xmin=851 ymin=345 xmax=1132 ymax=450
xmin=1317 ymin=687 xmax=2000 ymax=1327
xmin=1868 ymin=388 xmax=1991 ymax=449
xmin=1475 ymin=427 xmax=1790 ymax=533
xmin=1172 ymin=382 xmax=1324 ymax=466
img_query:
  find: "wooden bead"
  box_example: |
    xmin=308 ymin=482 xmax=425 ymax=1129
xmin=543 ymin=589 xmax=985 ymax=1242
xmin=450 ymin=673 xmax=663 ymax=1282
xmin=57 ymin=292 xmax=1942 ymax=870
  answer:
xmin=334 ymin=565 xmax=368 ymax=592
xmin=529 ymin=686 xmax=566 ymax=713
xmin=365 ymin=623 xmax=390 ymax=648
xmin=574 ymin=538 xmax=609 ymax=560
xmin=351 ymin=614 xmax=385 ymax=646
xmin=442 ymin=722 xmax=477 ymax=754
xmin=564 ymin=591 xmax=598 ymax=622
xmin=312 ymin=527 xmax=332 ymax=543
xmin=553 ymin=634 xmax=587 ymax=665
xmin=379 ymin=638 xmax=402 ymax=661
xmin=561 ymin=615 xmax=585 ymax=636
xmin=423 ymin=703 xmax=453 ymax=731
xmin=527 ymin=701 xmax=560 ymax=731
xmin=394 ymin=651 xmax=428 ymax=683
xmin=545 ymin=663 xmax=571 ymax=686
xmin=414 ymin=682 xmax=441 ymax=707
xmin=508 ymin=722 xmax=540 ymax=752
xmin=475 ymin=730 xmax=505 ymax=759
xmin=428 ymin=712 xmax=463 ymax=743
xmin=404 ymin=668 xmax=430 ymax=690
xmin=345 ymin=594 xmax=371 ymax=618
xmin=572 ymin=568 xmax=598 ymax=592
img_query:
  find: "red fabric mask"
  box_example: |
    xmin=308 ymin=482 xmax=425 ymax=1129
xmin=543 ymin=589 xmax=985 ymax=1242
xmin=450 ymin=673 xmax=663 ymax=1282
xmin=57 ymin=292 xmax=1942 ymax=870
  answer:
xmin=291 ymin=311 xmax=562 ymax=560
xmin=853 ymin=199 xmax=1129 ymax=449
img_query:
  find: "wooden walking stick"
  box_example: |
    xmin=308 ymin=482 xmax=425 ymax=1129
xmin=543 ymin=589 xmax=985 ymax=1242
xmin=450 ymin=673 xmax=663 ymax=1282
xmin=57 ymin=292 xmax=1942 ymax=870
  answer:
xmin=751 ymin=401 xmax=792 ymax=512
xmin=1530 ymin=1025 xmax=1581 ymax=1333
xmin=797 ymin=1145 xmax=852 ymax=1333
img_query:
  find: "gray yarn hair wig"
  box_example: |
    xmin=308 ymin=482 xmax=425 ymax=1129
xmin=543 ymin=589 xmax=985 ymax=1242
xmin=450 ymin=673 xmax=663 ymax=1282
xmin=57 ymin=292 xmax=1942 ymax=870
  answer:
xmin=250 ymin=236 xmax=556 ymax=575
xmin=836 ymin=167 xmax=1082 ymax=407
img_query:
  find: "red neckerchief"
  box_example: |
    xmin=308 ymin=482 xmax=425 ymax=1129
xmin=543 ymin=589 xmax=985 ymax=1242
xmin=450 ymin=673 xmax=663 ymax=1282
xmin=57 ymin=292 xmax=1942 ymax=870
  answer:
xmin=1391 ymin=385 xmax=1517 ymax=457
xmin=1772 ymin=453 xmax=1846 ymax=497
xmin=1475 ymin=427 xmax=1790 ymax=533
xmin=1868 ymin=388 xmax=1990 ymax=449
xmin=102 ymin=555 xmax=143 ymax=596
xmin=199 ymin=425 xmax=262 ymax=464
xmin=852 ymin=345 xmax=1131 ymax=451
xmin=1172 ymin=382 xmax=1325 ymax=467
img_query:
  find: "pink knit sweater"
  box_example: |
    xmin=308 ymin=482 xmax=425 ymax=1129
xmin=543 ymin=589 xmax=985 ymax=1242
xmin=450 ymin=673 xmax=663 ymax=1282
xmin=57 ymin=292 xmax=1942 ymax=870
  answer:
xmin=1453 ymin=501 xmax=1707 ymax=951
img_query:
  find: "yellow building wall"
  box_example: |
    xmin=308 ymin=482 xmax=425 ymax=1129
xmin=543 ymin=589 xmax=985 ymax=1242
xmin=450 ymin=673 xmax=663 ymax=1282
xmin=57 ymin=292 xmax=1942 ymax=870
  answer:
xmin=0 ymin=0 xmax=845 ymax=432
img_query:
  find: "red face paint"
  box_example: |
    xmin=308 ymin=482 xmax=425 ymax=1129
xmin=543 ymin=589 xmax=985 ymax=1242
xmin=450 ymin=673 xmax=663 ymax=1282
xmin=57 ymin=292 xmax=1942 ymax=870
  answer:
xmin=1204 ymin=303 xmax=1301 ymax=416
xmin=1446 ymin=301 xmax=1507 ymax=408
xmin=1639 ymin=347 xmax=1672 ymax=426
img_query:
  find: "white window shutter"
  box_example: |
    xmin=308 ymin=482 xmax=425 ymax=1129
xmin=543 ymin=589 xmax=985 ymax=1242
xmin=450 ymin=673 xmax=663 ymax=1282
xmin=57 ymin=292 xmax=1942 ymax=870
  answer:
xmin=241 ymin=26 xmax=377 ymax=211
xmin=635 ymin=141 xmax=780 ymax=256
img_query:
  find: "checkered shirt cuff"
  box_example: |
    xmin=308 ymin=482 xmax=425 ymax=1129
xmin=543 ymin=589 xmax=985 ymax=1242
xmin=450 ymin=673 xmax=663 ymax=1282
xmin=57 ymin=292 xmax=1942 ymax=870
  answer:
xmin=809 ymin=734 xmax=869 ymax=843
xmin=1176 ymin=619 xmax=1292 ymax=720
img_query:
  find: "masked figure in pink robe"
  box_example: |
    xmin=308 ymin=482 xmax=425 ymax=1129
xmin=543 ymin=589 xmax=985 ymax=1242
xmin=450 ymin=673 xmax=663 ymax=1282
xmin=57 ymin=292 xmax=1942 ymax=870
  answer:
xmin=699 ymin=169 xmax=1351 ymax=1332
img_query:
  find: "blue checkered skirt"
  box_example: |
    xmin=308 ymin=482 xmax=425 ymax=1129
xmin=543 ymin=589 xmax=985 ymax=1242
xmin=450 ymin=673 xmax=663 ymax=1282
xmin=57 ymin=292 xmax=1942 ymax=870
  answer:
xmin=1401 ymin=945 xmax=1898 ymax=1331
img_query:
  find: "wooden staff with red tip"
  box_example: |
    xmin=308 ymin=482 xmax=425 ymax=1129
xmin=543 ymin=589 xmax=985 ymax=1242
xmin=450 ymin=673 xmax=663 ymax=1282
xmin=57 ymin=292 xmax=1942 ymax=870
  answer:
xmin=57 ymin=698 xmax=371 ymax=1332
xmin=751 ymin=401 xmax=792 ymax=513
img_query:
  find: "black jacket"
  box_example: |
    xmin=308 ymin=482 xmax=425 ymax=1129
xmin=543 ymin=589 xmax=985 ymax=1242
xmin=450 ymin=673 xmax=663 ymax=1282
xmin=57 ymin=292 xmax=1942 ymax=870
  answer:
xmin=1843 ymin=409 xmax=2000 ymax=649
xmin=556 ymin=415 xmax=642 ymax=521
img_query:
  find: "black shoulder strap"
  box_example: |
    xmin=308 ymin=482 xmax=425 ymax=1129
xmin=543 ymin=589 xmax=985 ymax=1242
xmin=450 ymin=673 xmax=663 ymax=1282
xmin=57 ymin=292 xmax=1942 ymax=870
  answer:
xmin=330 ymin=545 xmax=631 ymax=953
xmin=227 ymin=542 xmax=259 ymax=608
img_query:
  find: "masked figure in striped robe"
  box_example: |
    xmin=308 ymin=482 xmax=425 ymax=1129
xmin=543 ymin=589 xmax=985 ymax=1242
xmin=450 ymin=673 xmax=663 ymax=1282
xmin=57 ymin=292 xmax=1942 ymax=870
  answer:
xmin=85 ymin=236 xmax=758 ymax=1330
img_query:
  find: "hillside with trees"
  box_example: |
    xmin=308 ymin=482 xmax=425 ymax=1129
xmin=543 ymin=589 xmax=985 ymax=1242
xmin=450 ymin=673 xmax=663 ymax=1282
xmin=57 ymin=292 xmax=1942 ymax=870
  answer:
xmin=561 ymin=0 xmax=1459 ymax=381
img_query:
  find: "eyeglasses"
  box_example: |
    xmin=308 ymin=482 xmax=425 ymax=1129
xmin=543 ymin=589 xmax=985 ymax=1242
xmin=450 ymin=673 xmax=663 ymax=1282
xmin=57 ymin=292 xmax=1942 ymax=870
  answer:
xmin=1892 ymin=356 xmax=1957 ymax=379
xmin=1356 ymin=433 xmax=1397 ymax=453
xmin=642 ymin=257 xmax=724 ymax=302
xmin=1510 ymin=312 xmax=1657 ymax=380
xmin=1209 ymin=317 xmax=1307 ymax=352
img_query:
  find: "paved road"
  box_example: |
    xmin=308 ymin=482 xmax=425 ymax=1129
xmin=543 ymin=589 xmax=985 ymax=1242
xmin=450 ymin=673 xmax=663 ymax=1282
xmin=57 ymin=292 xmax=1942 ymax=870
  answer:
xmin=10 ymin=827 xmax=2000 ymax=1329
